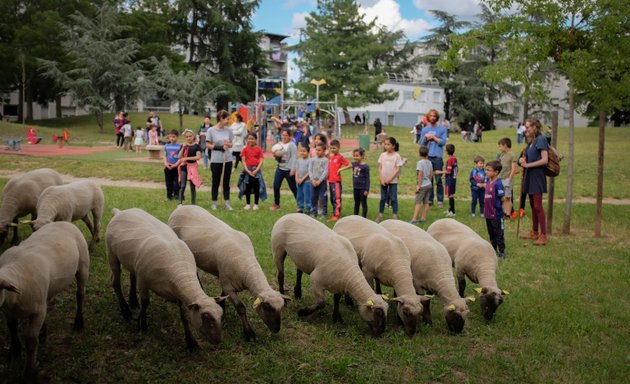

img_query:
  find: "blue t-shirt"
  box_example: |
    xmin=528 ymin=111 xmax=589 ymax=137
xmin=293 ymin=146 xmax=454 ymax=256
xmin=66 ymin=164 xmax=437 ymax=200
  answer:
xmin=164 ymin=143 xmax=182 ymax=165
xmin=470 ymin=168 xmax=486 ymax=191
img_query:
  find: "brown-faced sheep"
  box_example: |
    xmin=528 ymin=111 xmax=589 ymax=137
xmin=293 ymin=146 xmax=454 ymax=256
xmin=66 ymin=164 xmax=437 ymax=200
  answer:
xmin=427 ymin=218 xmax=508 ymax=321
xmin=271 ymin=213 xmax=388 ymax=337
xmin=168 ymin=205 xmax=288 ymax=341
xmin=106 ymin=208 xmax=223 ymax=349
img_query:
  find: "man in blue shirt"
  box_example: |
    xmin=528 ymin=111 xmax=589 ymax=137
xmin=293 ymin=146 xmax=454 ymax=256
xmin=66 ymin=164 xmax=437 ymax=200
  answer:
xmin=419 ymin=109 xmax=448 ymax=208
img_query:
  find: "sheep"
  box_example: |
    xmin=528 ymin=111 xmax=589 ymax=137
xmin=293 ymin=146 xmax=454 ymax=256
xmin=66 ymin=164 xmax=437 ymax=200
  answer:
xmin=271 ymin=213 xmax=388 ymax=337
xmin=332 ymin=215 xmax=424 ymax=337
xmin=0 ymin=168 xmax=64 ymax=245
xmin=427 ymin=218 xmax=508 ymax=321
xmin=168 ymin=205 xmax=288 ymax=341
xmin=24 ymin=180 xmax=104 ymax=251
xmin=0 ymin=221 xmax=89 ymax=383
xmin=106 ymin=208 xmax=223 ymax=350
xmin=380 ymin=219 xmax=472 ymax=334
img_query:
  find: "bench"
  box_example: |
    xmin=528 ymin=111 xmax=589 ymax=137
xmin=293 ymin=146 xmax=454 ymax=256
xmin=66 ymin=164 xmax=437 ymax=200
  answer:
xmin=3 ymin=137 xmax=22 ymax=151
xmin=146 ymin=144 xmax=164 ymax=160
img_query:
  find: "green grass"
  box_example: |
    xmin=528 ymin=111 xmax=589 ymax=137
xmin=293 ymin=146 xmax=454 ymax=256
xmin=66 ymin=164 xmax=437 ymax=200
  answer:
xmin=0 ymin=115 xmax=629 ymax=383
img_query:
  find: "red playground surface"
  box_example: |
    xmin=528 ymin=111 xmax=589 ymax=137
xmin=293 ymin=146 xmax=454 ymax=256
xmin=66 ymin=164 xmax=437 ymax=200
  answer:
xmin=0 ymin=144 xmax=116 ymax=157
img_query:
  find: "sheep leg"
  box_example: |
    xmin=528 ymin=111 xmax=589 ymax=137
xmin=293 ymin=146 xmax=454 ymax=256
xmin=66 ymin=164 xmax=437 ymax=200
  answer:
xmin=73 ymin=271 xmax=86 ymax=331
xmin=6 ymin=317 xmax=21 ymax=362
xmin=138 ymin=296 xmax=150 ymax=331
xmin=178 ymin=302 xmax=199 ymax=351
xmin=297 ymin=282 xmax=325 ymax=317
xmin=39 ymin=321 xmax=48 ymax=344
xmin=332 ymin=294 xmax=344 ymax=324
xmin=421 ymin=298 xmax=432 ymax=325
xmin=81 ymin=215 xmax=94 ymax=240
xmin=294 ymin=269 xmax=303 ymax=299
xmin=228 ymin=292 xmax=257 ymax=342
xmin=91 ymin=208 xmax=101 ymax=243
xmin=344 ymin=295 xmax=354 ymax=307
xmin=218 ymin=290 xmax=227 ymax=310
xmin=23 ymin=313 xmax=45 ymax=384
xmin=374 ymin=279 xmax=382 ymax=295
xmin=457 ymin=274 xmax=467 ymax=298
xmin=274 ymin=247 xmax=287 ymax=294
xmin=129 ymin=273 xmax=139 ymax=309
xmin=110 ymin=260 xmax=132 ymax=320
xmin=10 ymin=218 xmax=19 ymax=245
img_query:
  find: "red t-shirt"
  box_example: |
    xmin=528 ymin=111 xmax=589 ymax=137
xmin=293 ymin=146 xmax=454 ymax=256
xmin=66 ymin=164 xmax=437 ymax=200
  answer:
xmin=328 ymin=153 xmax=350 ymax=183
xmin=241 ymin=146 xmax=264 ymax=168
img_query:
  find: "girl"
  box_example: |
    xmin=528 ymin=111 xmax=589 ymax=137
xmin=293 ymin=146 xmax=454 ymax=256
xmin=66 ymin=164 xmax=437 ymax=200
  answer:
xmin=198 ymin=116 xmax=212 ymax=169
xmin=230 ymin=114 xmax=247 ymax=169
xmin=148 ymin=124 xmax=159 ymax=145
xmin=178 ymin=129 xmax=203 ymax=205
xmin=295 ymin=144 xmax=312 ymax=214
xmin=134 ymin=126 xmax=144 ymax=153
xmin=340 ymin=147 xmax=370 ymax=218
xmin=269 ymin=128 xmax=297 ymax=211
xmin=309 ymin=133 xmax=328 ymax=158
xmin=206 ymin=110 xmax=234 ymax=210
xmin=375 ymin=137 xmax=403 ymax=222
xmin=239 ymin=132 xmax=266 ymax=210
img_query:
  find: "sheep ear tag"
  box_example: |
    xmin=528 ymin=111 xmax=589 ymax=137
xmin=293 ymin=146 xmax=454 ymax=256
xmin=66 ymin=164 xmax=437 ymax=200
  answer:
xmin=501 ymin=289 xmax=510 ymax=296
xmin=465 ymin=296 xmax=476 ymax=302
xmin=448 ymin=304 xmax=456 ymax=311
xmin=381 ymin=294 xmax=390 ymax=301
xmin=367 ymin=299 xmax=374 ymax=307
xmin=424 ymin=294 xmax=435 ymax=299
xmin=253 ymin=297 xmax=262 ymax=309
xmin=474 ymin=287 xmax=483 ymax=294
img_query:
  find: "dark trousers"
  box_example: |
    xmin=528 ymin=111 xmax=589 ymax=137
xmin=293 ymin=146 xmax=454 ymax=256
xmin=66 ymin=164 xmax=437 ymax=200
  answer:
xmin=353 ymin=188 xmax=368 ymax=218
xmin=471 ymin=188 xmax=485 ymax=214
xmin=273 ymin=168 xmax=297 ymax=206
xmin=329 ymin=182 xmax=342 ymax=218
xmin=211 ymin=162 xmax=232 ymax=202
xmin=244 ymin=174 xmax=260 ymax=205
xmin=486 ymin=217 xmax=505 ymax=253
xmin=429 ymin=156 xmax=444 ymax=203
xmin=164 ymin=167 xmax=180 ymax=199
xmin=179 ymin=168 xmax=196 ymax=205
xmin=311 ymin=182 xmax=327 ymax=216
xmin=233 ymin=151 xmax=242 ymax=169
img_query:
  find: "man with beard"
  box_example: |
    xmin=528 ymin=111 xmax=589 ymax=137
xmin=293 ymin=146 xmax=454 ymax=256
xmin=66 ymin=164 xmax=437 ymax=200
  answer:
xmin=419 ymin=109 xmax=448 ymax=208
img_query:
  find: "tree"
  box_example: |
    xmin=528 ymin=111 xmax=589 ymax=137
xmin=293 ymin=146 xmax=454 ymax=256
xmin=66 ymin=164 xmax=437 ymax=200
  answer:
xmin=293 ymin=0 xmax=407 ymax=123
xmin=40 ymin=4 xmax=147 ymax=132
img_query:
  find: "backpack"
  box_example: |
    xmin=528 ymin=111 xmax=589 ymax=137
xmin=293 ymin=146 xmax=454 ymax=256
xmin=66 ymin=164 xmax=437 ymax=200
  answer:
xmin=545 ymin=146 xmax=562 ymax=177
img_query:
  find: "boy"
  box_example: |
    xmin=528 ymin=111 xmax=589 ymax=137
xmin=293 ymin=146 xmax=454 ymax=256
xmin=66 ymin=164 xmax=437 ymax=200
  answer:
xmin=163 ymin=129 xmax=182 ymax=201
xmin=484 ymin=160 xmax=506 ymax=259
xmin=497 ymin=138 xmax=518 ymax=218
xmin=308 ymin=142 xmax=329 ymax=219
xmin=409 ymin=146 xmax=433 ymax=224
xmin=435 ymin=143 xmax=458 ymax=217
xmin=470 ymin=155 xmax=486 ymax=217
xmin=295 ymin=145 xmax=312 ymax=214
xmin=327 ymin=139 xmax=350 ymax=220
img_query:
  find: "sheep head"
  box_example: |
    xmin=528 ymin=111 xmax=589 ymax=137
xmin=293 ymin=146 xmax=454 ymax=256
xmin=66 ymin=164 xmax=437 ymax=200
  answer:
xmin=443 ymin=298 xmax=471 ymax=334
xmin=475 ymin=287 xmax=507 ymax=321
xmin=392 ymin=295 xmax=424 ymax=337
xmin=253 ymin=290 xmax=289 ymax=334
xmin=358 ymin=295 xmax=388 ymax=337
xmin=187 ymin=299 xmax=223 ymax=345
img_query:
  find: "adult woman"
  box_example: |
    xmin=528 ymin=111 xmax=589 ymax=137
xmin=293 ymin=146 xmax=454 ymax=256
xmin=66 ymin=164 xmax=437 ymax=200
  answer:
xmin=198 ymin=116 xmax=212 ymax=169
xmin=113 ymin=111 xmax=126 ymax=148
xmin=230 ymin=114 xmax=247 ymax=169
xmin=206 ymin=110 xmax=234 ymax=211
xmin=518 ymin=118 xmax=549 ymax=245
xmin=269 ymin=128 xmax=297 ymax=211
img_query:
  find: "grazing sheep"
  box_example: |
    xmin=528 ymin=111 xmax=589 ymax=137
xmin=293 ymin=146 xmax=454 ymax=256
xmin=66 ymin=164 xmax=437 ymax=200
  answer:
xmin=25 ymin=180 xmax=104 ymax=251
xmin=380 ymin=219 xmax=472 ymax=333
xmin=427 ymin=218 xmax=508 ymax=321
xmin=0 ymin=168 xmax=64 ymax=245
xmin=168 ymin=205 xmax=288 ymax=341
xmin=0 ymin=222 xmax=89 ymax=383
xmin=106 ymin=208 xmax=223 ymax=349
xmin=332 ymin=215 xmax=424 ymax=337
xmin=272 ymin=213 xmax=388 ymax=337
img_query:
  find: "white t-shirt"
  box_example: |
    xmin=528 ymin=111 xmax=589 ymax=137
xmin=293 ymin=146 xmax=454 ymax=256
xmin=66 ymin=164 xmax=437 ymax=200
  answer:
xmin=378 ymin=152 xmax=403 ymax=184
xmin=416 ymin=159 xmax=433 ymax=187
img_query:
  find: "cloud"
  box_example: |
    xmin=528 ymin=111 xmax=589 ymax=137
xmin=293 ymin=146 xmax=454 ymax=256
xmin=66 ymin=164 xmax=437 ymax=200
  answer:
xmin=283 ymin=0 xmax=316 ymax=9
xmin=413 ymin=0 xmax=482 ymax=20
xmin=289 ymin=12 xmax=309 ymax=37
xmin=360 ymin=0 xmax=432 ymax=39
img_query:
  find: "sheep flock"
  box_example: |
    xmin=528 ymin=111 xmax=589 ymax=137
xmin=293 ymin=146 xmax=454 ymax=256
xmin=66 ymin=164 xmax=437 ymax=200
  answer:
xmin=0 ymin=168 xmax=508 ymax=382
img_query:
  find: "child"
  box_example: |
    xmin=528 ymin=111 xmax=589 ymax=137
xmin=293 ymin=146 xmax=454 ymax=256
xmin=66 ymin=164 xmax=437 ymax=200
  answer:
xmin=327 ymin=139 xmax=350 ymax=220
xmin=470 ymin=155 xmax=486 ymax=217
xmin=340 ymin=147 xmax=370 ymax=218
xmin=409 ymin=146 xmax=433 ymax=224
xmin=164 ymin=130 xmax=182 ymax=201
xmin=177 ymin=129 xmax=203 ymax=205
xmin=436 ymin=143 xmax=458 ymax=217
xmin=308 ymin=142 xmax=329 ymax=219
xmin=295 ymin=145 xmax=312 ymax=214
xmin=134 ymin=126 xmax=145 ymax=153
xmin=497 ymin=138 xmax=518 ymax=218
xmin=309 ymin=133 xmax=328 ymax=158
xmin=375 ymin=137 xmax=403 ymax=223
xmin=483 ymin=160 xmax=506 ymax=259
xmin=148 ymin=124 xmax=159 ymax=145
xmin=239 ymin=132 xmax=266 ymax=210
xmin=121 ymin=121 xmax=133 ymax=152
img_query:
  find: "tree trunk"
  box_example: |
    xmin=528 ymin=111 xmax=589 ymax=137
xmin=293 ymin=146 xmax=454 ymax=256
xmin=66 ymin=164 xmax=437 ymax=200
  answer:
xmin=179 ymin=109 xmax=184 ymax=132
xmin=95 ymin=110 xmax=104 ymax=133
xmin=26 ymin=84 xmax=33 ymax=122
xmin=18 ymin=84 xmax=24 ymax=123
xmin=342 ymin=107 xmax=351 ymax=126
xmin=443 ymin=88 xmax=451 ymax=120
xmin=562 ymin=83 xmax=575 ymax=235
xmin=547 ymin=111 xmax=558 ymax=235
xmin=188 ymin=5 xmax=198 ymax=64
xmin=55 ymin=95 xmax=62 ymax=118
xmin=594 ymin=111 xmax=606 ymax=237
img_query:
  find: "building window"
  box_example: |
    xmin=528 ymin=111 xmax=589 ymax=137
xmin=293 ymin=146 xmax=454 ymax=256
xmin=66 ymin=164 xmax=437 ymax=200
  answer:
xmin=433 ymin=91 xmax=441 ymax=103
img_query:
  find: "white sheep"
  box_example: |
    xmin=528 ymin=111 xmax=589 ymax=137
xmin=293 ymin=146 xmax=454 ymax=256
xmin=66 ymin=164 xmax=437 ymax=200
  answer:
xmin=271 ymin=213 xmax=388 ymax=336
xmin=168 ymin=205 xmax=288 ymax=341
xmin=380 ymin=219 xmax=472 ymax=333
xmin=0 ymin=222 xmax=89 ymax=383
xmin=427 ymin=218 xmax=508 ymax=321
xmin=332 ymin=215 xmax=424 ymax=337
xmin=0 ymin=168 xmax=64 ymax=245
xmin=106 ymin=208 xmax=224 ymax=349
xmin=25 ymin=180 xmax=104 ymax=251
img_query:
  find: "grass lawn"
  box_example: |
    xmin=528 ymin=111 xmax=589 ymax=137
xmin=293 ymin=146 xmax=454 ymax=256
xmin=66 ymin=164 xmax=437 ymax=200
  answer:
xmin=0 ymin=115 xmax=628 ymax=383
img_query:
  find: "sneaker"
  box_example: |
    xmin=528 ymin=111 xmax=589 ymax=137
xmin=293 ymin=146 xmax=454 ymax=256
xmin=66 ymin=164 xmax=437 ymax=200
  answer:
xmin=392 ymin=214 xmax=399 ymax=220
xmin=408 ymin=220 xmax=418 ymax=225
xmin=437 ymin=202 xmax=444 ymax=209
xmin=519 ymin=208 xmax=525 ymax=217
xmin=244 ymin=204 xmax=251 ymax=210
xmin=269 ymin=204 xmax=280 ymax=211
xmin=418 ymin=219 xmax=426 ymax=224
xmin=445 ymin=211 xmax=455 ymax=217
xmin=510 ymin=211 xmax=517 ymax=219
xmin=520 ymin=230 xmax=539 ymax=240
xmin=296 ymin=209 xmax=303 ymax=213
xmin=225 ymin=202 xmax=233 ymax=211
xmin=375 ymin=213 xmax=384 ymax=223
xmin=498 ymin=251 xmax=506 ymax=259
xmin=252 ymin=204 xmax=259 ymax=210
xmin=330 ymin=216 xmax=339 ymax=221
xmin=533 ymin=234 xmax=547 ymax=246
xmin=211 ymin=202 xmax=218 ymax=210
xmin=471 ymin=213 xmax=476 ymax=217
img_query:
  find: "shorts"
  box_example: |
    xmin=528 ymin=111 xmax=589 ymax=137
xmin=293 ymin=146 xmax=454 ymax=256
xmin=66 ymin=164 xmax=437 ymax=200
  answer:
xmin=445 ymin=178 xmax=457 ymax=196
xmin=415 ymin=184 xmax=432 ymax=205
xmin=502 ymin=179 xmax=513 ymax=196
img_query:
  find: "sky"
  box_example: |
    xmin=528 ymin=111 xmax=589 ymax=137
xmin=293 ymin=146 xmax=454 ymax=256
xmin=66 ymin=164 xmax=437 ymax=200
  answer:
xmin=251 ymin=0 xmax=484 ymax=83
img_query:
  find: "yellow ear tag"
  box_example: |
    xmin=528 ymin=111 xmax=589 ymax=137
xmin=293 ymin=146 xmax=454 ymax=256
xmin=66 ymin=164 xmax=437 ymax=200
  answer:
xmin=367 ymin=299 xmax=374 ymax=307
xmin=381 ymin=294 xmax=390 ymax=301
xmin=466 ymin=296 xmax=476 ymax=302
xmin=474 ymin=287 xmax=483 ymax=294
xmin=448 ymin=304 xmax=456 ymax=311
xmin=501 ymin=290 xmax=510 ymax=295
xmin=253 ymin=297 xmax=261 ymax=308
xmin=424 ymin=294 xmax=435 ymax=299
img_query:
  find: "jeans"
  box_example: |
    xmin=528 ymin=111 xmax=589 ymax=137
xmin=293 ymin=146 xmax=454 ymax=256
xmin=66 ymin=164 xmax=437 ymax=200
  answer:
xmin=471 ymin=188 xmax=485 ymax=214
xmin=273 ymin=168 xmax=297 ymax=206
xmin=428 ymin=156 xmax=444 ymax=204
xmin=354 ymin=188 xmax=368 ymax=217
xmin=379 ymin=183 xmax=398 ymax=214
xmin=311 ymin=182 xmax=327 ymax=216
xmin=297 ymin=180 xmax=312 ymax=213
